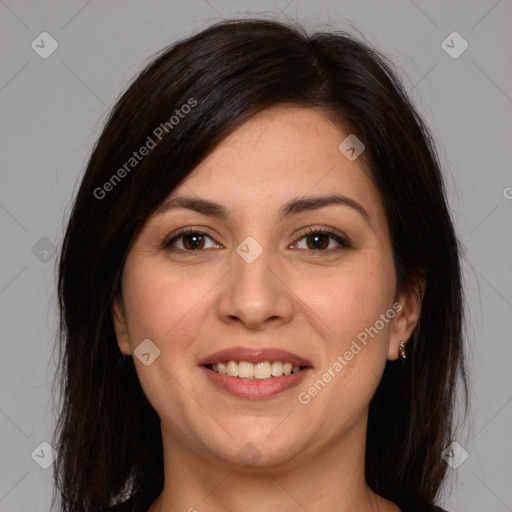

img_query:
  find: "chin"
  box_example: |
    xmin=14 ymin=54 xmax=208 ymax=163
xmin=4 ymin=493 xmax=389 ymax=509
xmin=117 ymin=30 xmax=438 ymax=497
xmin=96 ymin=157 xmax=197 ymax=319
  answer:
xmin=204 ymin=423 xmax=311 ymax=471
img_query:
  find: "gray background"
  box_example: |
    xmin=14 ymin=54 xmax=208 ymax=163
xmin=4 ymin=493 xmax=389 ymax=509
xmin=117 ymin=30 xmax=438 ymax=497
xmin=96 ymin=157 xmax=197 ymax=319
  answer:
xmin=1 ymin=1 xmax=511 ymax=511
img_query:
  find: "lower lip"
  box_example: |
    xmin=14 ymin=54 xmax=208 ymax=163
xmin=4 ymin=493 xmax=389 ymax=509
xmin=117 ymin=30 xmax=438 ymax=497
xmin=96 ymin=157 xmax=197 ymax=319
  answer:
xmin=200 ymin=366 xmax=311 ymax=399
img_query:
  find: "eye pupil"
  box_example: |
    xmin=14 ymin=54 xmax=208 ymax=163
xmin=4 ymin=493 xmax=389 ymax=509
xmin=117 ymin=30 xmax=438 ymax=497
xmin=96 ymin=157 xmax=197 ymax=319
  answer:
xmin=307 ymin=234 xmax=329 ymax=250
xmin=183 ymin=233 xmax=204 ymax=250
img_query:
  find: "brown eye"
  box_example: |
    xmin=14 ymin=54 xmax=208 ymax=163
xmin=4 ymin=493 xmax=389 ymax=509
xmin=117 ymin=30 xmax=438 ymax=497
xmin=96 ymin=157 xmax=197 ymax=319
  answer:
xmin=304 ymin=233 xmax=330 ymax=250
xmin=181 ymin=233 xmax=206 ymax=250
xmin=293 ymin=228 xmax=351 ymax=252
xmin=163 ymin=230 xmax=220 ymax=251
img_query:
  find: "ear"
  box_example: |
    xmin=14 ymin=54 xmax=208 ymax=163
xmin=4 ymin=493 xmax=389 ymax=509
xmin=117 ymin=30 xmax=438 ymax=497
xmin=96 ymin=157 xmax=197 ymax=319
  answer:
xmin=387 ymin=272 xmax=426 ymax=360
xmin=112 ymin=294 xmax=132 ymax=355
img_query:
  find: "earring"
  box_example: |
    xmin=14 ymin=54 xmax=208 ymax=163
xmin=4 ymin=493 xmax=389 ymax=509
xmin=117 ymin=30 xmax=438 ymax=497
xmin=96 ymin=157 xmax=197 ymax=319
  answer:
xmin=399 ymin=341 xmax=407 ymax=363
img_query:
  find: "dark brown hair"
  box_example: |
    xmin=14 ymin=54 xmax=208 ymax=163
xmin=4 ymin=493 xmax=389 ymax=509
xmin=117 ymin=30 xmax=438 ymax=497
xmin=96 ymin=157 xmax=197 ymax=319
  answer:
xmin=53 ymin=18 xmax=467 ymax=512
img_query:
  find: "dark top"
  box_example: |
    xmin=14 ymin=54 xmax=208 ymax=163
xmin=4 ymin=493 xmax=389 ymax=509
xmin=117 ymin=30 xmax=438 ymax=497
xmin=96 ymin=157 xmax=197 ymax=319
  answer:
xmin=109 ymin=494 xmax=451 ymax=512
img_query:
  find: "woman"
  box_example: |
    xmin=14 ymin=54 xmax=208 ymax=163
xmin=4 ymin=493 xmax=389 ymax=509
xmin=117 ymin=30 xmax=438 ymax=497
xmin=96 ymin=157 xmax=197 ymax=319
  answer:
xmin=53 ymin=18 xmax=467 ymax=512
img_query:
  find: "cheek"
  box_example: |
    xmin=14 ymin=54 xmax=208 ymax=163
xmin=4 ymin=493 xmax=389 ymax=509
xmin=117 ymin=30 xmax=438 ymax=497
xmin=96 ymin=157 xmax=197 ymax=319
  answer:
xmin=293 ymin=256 xmax=396 ymax=414
xmin=120 ymin=258 xmax=211 ymax=426
xmin=296 ymin=257 xmax=396 ymax=347
xmin=121 ymin=257 xmax=209 ymax=346
xmin=120 ymin=256 xmax=223 ymax=409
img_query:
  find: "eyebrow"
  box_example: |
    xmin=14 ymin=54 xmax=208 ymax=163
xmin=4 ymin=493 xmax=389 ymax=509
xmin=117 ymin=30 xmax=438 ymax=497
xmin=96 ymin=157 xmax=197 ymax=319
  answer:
xmin=156 ymin=194 xmax=370 ymax=224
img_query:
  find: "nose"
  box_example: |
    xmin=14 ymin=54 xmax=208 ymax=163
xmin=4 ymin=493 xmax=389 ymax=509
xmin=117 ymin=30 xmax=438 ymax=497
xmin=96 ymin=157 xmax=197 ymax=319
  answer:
xmin=216 ymin=241 xmax=296 ymax=331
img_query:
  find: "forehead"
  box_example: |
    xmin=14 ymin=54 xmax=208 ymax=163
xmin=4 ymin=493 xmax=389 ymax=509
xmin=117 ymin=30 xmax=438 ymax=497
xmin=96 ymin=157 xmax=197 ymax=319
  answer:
xmin=170 ymin=106 xmax=385 ymax=223
xmin=188 ymin=106 xmax=352 ymax=180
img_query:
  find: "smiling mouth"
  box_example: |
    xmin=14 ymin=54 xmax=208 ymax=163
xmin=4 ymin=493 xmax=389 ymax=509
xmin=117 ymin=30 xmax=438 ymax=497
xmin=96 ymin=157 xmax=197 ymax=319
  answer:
xmin=204 ymin=360 xmax=307 ymax=380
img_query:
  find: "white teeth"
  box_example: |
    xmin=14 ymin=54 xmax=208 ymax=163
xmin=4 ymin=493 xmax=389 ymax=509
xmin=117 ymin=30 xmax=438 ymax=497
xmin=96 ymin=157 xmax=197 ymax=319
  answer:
xmin=226 ymin=360 xmax=238 ymax=377
xmin=271 ymin=361 xmax=283 ymax=377
xmin=254 ymin=361 xmax=272 ymax=379
xmin=238 ymin=361 xmax=254 ymax=378
xmin=208 ymin=360 xmax=304 ymax=379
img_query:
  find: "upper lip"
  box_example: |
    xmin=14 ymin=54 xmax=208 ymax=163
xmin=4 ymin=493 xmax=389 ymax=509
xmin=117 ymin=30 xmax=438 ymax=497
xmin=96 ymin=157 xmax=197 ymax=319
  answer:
xmin=198 ymin=347 xmax=312 ymax=367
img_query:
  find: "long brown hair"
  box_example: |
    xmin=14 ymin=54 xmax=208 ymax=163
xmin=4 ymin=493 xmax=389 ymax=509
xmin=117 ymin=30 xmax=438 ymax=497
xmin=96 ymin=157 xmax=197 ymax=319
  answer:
xmin=53 ymin=18 xmax=467 ymax=512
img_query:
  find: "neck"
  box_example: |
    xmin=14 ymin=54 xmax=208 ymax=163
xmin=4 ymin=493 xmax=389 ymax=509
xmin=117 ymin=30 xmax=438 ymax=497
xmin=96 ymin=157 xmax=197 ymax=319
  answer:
xmin=149 ymin=413 xmax=399 ymax=512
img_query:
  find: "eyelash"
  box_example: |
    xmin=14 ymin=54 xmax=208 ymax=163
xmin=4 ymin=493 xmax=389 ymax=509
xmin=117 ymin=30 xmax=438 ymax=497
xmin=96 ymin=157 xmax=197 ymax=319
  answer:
xmin=162 ymin=226 xmax=351 ymax=254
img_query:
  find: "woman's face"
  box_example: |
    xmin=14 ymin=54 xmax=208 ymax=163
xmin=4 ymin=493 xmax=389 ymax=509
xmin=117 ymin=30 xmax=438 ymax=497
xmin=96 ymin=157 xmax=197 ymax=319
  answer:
xmin=113 ymin=106 xmax=420 ymax=470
